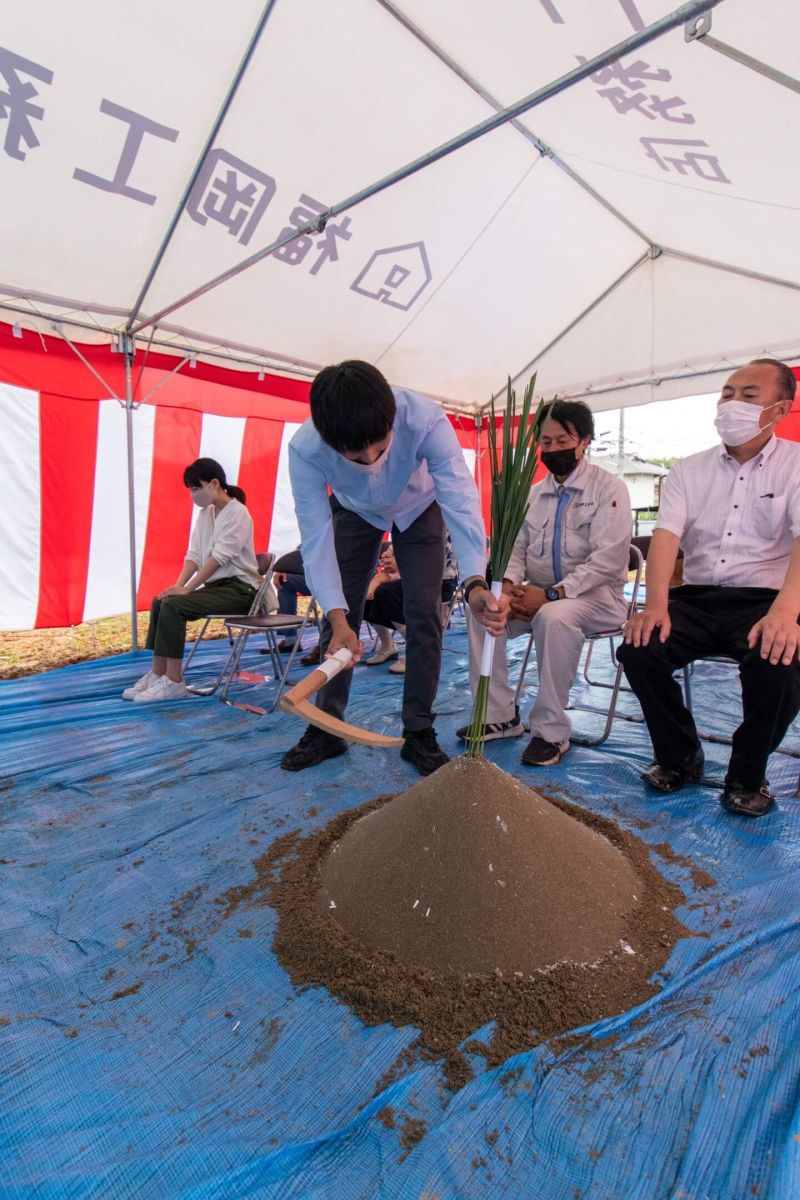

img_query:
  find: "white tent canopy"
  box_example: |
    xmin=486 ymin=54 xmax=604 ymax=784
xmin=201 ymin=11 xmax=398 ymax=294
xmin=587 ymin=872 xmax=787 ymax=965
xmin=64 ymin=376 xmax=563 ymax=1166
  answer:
xmin=1 ymin=0 xmax=799 ymax=413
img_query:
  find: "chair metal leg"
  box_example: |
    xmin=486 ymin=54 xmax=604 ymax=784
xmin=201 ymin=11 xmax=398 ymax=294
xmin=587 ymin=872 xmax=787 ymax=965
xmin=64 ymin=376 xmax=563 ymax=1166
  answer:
xmin=220 ymin=630 xmax=267 ymax=713
xmin=682 ymin=661 xmax=800 ymax=758
xmin=513 ymin=636 xmax=536 ymax=706
xmin=220 ymin=608 xmax=318 ymax=715
xmin=571 ymin=661 xmax=637 ymax=746
xmin=183 ymin=619 xmax=210 ymax=674
xmin=582 ymin=639 xmax=595 ymax=682
xmin=581 ymin=635 xmax=634 ymax=693
xmin=185 ymin=619 xmax=239 ymax=696
xmin=267 ymin=607 xmax=316 ymax=712
xmin=185 ymin=643 xmax=239 ymax=696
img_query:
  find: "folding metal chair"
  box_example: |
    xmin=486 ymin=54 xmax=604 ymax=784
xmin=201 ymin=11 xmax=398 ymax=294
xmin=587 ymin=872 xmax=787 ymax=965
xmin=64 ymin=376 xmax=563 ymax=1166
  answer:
xmin=218 ymin=599 xmax=321 ymax=714
xmin=513 ymin=544 xmax=644 ymax=747
xmin=184 ymin=552 xmax=276 ymax=696
xmin=682 ymin=657 xmax=800 ymax=760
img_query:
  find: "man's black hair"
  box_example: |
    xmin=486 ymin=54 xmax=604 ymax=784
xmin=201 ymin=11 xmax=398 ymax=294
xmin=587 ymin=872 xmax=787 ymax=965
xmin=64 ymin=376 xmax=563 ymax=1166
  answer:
xmin=751 ymin=358 xmax=797 ymax=404
xmin=310 ymin=360 xmax=396 ymax=452
xmin=543 ymin=398 xmax=595 ymax=442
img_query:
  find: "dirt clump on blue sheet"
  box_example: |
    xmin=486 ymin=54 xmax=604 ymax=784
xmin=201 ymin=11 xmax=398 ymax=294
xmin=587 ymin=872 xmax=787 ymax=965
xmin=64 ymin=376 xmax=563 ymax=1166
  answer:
xmin=235 ymin=757 xmax=688 ymax=1090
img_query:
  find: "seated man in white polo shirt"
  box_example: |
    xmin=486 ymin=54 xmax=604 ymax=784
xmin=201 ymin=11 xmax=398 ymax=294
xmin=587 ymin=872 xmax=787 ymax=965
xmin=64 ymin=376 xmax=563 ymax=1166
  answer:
xmin=619 ymin=358 xmax=800 ymax=818
xmin=459 ymin=399 xmax=631 ymax=766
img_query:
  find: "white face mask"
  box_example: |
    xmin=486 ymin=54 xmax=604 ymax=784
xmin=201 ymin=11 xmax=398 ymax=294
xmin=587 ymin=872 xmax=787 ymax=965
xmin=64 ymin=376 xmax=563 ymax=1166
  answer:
xmin=190 ymin=486 xmax=214 ymax=508
xmin=714 ymin=400 xmax=779 ymax=447
xmin=344 ymin=433 xmax=393 ymax=475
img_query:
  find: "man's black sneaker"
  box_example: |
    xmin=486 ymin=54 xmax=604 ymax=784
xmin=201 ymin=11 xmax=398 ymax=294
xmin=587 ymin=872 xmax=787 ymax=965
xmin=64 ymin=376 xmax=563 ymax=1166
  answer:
xmin=721 ymin=780 xmax=774 ymax=818
xmin=280 ymin=726 xmax=347 ymax=772
xmin=400 ymin=727 xmax=450 ymax=776
xmin=456 ymin=706 xmax=524 ymax=742
xmin=641 ymin=747 xmax=704 ymax=793
xmin=521 ymin=736 xmax=570 ymax=766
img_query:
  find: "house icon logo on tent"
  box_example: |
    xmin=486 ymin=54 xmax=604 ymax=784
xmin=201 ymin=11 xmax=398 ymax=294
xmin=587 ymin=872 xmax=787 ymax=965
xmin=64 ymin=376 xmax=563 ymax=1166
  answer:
xmin=350 ymin=242 xmax=432 ymax=311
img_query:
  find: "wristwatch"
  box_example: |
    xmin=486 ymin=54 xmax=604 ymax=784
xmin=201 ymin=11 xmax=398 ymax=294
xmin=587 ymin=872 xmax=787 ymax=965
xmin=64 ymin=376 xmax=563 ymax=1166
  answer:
xmin=545 ymin=586 xmax=562 ymax=602
xmin=463 ymin=577 xmax=489 ymax=604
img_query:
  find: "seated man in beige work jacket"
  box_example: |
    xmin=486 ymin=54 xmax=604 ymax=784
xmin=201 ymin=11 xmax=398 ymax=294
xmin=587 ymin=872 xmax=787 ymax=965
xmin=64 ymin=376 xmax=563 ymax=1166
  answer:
xmin=459 ymin=399 xmax=631 ymax=766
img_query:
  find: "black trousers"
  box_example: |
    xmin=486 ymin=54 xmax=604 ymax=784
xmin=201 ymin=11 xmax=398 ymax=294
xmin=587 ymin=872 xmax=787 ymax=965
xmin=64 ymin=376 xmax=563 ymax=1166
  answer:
xmin=316 ymin=498 xmax=446 ymax=733
xmin=364 ymin=576 xmax=456 ymax=629
xmin=617 ymin=585 xmax=800 ymax=788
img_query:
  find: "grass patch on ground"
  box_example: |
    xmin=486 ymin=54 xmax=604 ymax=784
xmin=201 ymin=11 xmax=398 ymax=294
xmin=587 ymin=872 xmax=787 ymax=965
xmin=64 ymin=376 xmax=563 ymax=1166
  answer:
xmin=0 ymin=613 xmax=227 ymax=681
xmin=0 ymin=597 xmax=314 ymax=681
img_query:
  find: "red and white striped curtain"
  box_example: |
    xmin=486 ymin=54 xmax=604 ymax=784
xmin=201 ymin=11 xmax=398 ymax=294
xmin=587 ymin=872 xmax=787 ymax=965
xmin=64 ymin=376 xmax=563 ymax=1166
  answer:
xmin=0 ymin=326 xmax=480 ymax=631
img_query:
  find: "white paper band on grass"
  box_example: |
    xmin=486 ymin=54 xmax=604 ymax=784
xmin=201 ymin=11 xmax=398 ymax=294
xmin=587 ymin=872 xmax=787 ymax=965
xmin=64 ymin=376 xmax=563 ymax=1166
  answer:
xmin=478 ymin=580 xmax=504 ymax=676
xmin=317 ymin=647 xmax=354 ymax=681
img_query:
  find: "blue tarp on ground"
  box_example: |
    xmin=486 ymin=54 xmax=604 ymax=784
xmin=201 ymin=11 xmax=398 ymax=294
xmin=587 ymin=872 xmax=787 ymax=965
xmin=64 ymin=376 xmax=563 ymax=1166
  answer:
xmin=1 ymin=622 xmax=799 ymax=1199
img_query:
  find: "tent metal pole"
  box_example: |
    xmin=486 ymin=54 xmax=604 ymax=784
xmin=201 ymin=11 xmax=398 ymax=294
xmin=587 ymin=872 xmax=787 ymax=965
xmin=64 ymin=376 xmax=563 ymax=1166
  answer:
xmin=123 ymin=337 xmax=139 ymax=652
xmin=662 ymin=248 xmax=800 ymax=292
xmin=126 ymin=0 xmax=280 ymax=328
xmin=48 ymin=323 xmax=119 ymax=400
xmin=128 ymin=0 xmax=723 ymax=335
xmin=526 ymin=356 xmax=800 ymax=407
xmin=375 ymin=0 xmax=652 ymax=246
xmin=480 ymin=251 xmax=652 ymax=410
xmin=0 ymin=301 xmax=320 ymax=380
xmin=690 ymin=31 xmax=800 ymax=95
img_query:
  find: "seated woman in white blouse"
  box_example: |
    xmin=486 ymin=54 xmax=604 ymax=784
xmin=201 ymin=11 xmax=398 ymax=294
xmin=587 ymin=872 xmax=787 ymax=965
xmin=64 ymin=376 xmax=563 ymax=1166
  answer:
xmin=122 ymin=457 xmax=260 ymax=702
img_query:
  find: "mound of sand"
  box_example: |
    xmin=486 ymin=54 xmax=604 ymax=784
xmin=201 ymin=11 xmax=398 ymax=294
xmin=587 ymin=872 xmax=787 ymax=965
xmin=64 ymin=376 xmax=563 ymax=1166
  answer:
xmin=263 ymin=756 xmax=688 ymax=1089
xmin=317 ymin=757 xmax=639 ymax=976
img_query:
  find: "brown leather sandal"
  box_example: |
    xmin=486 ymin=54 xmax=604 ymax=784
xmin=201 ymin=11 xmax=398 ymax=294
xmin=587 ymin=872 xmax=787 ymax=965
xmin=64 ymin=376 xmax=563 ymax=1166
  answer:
xmin=721 ymin=782 xmax=774 ymax=818
xmin=640 ymin=751 xmax=704 ymax=794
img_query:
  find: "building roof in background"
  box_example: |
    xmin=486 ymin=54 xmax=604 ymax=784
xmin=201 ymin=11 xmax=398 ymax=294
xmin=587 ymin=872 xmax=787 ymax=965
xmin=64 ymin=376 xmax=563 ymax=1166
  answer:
xmin=590 ymin=454 xmax=668 ymax=477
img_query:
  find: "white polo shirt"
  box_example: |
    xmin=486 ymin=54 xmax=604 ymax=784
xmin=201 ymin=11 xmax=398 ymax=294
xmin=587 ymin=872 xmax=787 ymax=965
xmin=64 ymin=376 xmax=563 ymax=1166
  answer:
xmin=655 ymin=437 xmax=800 ymax=590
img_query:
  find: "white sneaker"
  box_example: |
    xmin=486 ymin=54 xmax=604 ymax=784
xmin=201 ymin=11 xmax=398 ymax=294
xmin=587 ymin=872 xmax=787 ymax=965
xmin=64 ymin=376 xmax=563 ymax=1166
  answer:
xmin=388 ymin=657 xmax=406 ymax=675
xmin=122 ymin=670 xmax=156 ymax=700
xmin=133 ymin=675 xmax=191 ymax=703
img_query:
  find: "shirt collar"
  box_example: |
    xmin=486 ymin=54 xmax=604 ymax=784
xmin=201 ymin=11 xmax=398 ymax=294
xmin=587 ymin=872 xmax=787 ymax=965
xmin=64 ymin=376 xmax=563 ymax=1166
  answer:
xmin=718 ymin=434 xmax=778 ymax=469
xmin=545 ymin=456 xmax=588 ymax=493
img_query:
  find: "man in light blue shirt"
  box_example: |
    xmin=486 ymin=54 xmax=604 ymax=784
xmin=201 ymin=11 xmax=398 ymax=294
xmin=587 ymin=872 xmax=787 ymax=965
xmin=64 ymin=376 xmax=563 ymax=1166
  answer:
xmin=282 ymin=360 xmax=505 ymax=776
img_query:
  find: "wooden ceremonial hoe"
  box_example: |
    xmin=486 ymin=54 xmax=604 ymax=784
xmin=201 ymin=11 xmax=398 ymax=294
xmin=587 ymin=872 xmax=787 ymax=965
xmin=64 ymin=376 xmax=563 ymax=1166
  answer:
xmin=279 ymin=648 xmax=404 ymax=747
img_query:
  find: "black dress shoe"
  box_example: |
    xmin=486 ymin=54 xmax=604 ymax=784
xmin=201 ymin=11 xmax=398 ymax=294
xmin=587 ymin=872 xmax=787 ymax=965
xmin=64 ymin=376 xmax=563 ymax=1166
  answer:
xmin=300 ymin=646 xmax=322 ymax=666
xmin=721 ymin=781 xmax=774 ymax=818
xmin=400 ymin=728 xmax=450 ymax=776
xmin=280 ymin=726 xmax=347 ymax=772
xmin=641 ymin=747 xmax=704 ymax=793
xmin=276 ymin=639 xmax=299 ymax=653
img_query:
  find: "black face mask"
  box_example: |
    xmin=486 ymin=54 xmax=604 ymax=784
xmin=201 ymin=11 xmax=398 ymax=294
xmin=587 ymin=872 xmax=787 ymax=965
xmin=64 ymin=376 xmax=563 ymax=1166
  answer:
xmin=541 ymin=448 xmax=578 ymax=476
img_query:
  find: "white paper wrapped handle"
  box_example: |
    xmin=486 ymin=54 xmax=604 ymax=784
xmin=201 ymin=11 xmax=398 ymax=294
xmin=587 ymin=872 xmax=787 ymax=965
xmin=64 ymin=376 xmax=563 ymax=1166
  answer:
xmin=317 ymin=646 xmax=354 ymax=681
xmin=478 ymin=580 xmax=504 ymax=677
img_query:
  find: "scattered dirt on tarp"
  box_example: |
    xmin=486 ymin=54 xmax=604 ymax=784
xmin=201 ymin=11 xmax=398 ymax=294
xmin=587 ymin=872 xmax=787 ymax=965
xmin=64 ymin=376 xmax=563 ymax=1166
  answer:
xmin=108 ymin=982 xmax=143 ymax=1001
xmin=651 ymin=841 xmax=716 ymax=891
xmin=398 ymin=1114 xmax=428 ymax=1159
xmin=231 ymin=758 xmax=687 ymax=1091
xmin=377 ymin=1106 xmax=396 ymax=1129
